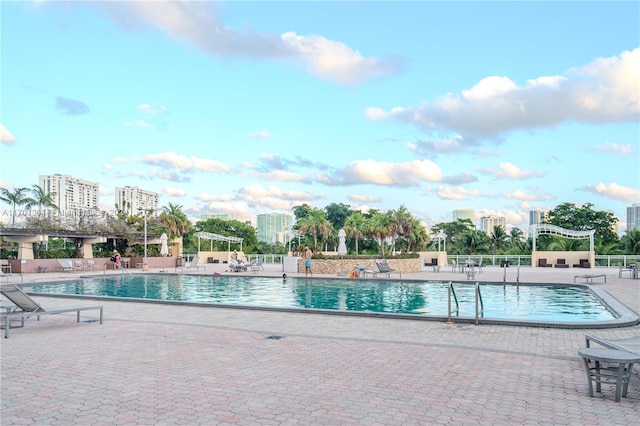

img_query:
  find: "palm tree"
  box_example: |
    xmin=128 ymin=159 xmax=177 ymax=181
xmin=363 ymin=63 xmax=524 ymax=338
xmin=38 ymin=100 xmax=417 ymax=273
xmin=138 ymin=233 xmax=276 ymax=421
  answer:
xmin=490 ymin=225 xmax=509 ymax=255
xmin=159 ymin=203 xmax=190 ymax=238
xmin=0 ymin=187 xmax=33 ymax=226
xmin=297 ymin=208 xmax=333 ymax=252
xmin=391 ymin=205 xmax=413 ymax=253
xmin=620 ymin=229 xmax=640 ymax=255
xmin=368 ymin=210 xmax=394 ymax=256
xmin=344 ymin=212 xmax=366 ymax=255
xmin=459 ymin=230 xmax=491 ymax=255
xmin=28 ymin=184 xmax=59 ymax=212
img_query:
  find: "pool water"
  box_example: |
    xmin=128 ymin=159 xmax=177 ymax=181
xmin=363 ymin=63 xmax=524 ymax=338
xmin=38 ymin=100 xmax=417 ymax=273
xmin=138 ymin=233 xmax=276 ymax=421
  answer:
xmin=22 ymin=274 xmax=618 ymax=323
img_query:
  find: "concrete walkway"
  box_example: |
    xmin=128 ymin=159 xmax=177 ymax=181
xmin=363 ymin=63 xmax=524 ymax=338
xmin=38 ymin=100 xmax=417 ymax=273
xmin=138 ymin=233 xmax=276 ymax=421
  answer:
xmin=1 ymin=265 xmax=639 ymax=425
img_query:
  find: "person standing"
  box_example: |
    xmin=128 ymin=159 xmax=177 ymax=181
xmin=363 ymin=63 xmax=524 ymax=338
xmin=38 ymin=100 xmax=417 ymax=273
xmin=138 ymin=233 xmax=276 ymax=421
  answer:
xmin=304 ymin=245 xmax=313 ymax=276
xmin=112 ymin=250 xmax=121 ymax=269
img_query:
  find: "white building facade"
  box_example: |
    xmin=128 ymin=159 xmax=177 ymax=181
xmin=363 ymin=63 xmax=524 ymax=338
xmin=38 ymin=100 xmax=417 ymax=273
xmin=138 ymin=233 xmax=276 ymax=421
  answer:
xmin=480 ymin=216 xmax=506 ymax=235
xmin=115 ymin=186 xmax=159 ymax=217
xmin=627 ymin=203 xmax=640 ymax=232
xmin=39 ymin=174 xmax=99 ymax=214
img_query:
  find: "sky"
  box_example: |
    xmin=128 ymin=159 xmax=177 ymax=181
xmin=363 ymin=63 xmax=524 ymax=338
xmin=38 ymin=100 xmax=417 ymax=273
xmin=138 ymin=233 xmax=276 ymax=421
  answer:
xmin=1 ymin=0 xmax=639 ymax=234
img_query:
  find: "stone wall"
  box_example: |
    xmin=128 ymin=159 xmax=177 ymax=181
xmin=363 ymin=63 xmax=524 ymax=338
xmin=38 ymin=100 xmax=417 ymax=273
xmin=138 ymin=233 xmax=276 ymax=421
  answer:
xmin=296 ymin=258 xmax=421 ymax=274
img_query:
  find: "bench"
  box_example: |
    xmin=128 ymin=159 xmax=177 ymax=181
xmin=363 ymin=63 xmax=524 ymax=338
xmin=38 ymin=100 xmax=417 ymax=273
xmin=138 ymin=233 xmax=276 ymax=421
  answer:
xmin=574 ymin=274 xmax=606 ymax=284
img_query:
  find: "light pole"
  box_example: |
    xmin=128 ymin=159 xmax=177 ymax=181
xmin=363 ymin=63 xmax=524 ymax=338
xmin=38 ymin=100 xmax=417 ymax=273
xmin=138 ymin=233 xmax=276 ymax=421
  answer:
xmin=138 ymin=208 xmax=151 ymax=269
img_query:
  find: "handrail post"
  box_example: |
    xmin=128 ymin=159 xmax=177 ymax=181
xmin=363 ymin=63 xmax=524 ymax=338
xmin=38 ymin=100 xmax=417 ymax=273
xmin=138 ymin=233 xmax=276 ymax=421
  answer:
xmin=475 ymin=282 xmax=479 ymax=326
xmin=447 ymin=281 xmax=452 ymax=324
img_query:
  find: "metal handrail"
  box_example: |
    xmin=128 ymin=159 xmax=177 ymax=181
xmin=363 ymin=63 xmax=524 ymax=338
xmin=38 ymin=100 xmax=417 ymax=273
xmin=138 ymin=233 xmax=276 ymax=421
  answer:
xmin=475 ymin=282 xmax=484 ymax=325
xmin=447 ymin=281 xmax=459 ymax=324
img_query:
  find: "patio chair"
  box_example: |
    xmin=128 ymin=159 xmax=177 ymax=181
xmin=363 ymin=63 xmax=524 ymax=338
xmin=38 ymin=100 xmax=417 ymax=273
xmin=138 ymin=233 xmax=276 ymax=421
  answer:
xmin=555 ymin=259 xmax=569 ymax=268
xmin=86 ymin=259 xmax=96 ymax=271
xmin=250 ymin=257 xmax=264 ymax=273
xmin=56 ymin=259 xmax=74 ymax=272
xmin=0 ymin=285 xmax=103 ymax=338
xmin=375 ymin=260 xmax=401 ymax=278
xmin=538 ymin=258 xmax=553 ymax=268
xmin=176 ymin=256 xmax=206 ymax=273
xmin=1 ymin=259 xmax=11 ymax=274
xmin=585 ymin=334 xmax=640 ymax=356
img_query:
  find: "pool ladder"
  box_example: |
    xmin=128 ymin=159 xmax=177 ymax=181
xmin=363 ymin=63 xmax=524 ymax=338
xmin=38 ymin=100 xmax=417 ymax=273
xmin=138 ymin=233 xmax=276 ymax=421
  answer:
xmin=447 ymin=281 xmax=484 ymax=325
xmin=502 ymin=264 xmax=520 ymax=286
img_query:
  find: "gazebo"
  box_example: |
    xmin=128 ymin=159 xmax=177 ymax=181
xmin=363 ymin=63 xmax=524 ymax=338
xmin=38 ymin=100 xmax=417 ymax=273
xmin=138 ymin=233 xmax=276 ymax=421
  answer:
xmin=530 ymin=224 xmax=595 ymax=268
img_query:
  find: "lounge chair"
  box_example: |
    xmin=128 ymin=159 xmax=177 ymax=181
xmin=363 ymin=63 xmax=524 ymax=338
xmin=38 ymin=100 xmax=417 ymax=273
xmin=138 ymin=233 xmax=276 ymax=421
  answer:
xmin=375 ymin=260 xmax=401 ymax=278
xmin=176 ymin=256 xmax=206 ymax=273
xmin=74 ymin=260 xmax=87 ymax=272
xmin=86 ymin=259 xmax=96 ymax=271
xmin=229 ymin=259 xmax=248 ymax=272
xmin=1 ymin=271 xmax=23 ymax=284
xmin=538 ymin=258 xmax=553 ymax=268
xmin=250 ymin=257 xmax=264 ymax=274
xmin=424 ymin=258 xmax=439 ymax=272
xmin=555 ymin=259 xmax=569 ymax=268
xmin=56 ymin=259 xmax=75 ymax=272
xmin=0 ymin=285 xmax=103 ymax=338
xmin=1 ymin=259 xmax=11 ymax=274
xmin=585 ymin=334 xmax=640 ymax=356
xmin=573 ymin=259 xmax=590 ymax=268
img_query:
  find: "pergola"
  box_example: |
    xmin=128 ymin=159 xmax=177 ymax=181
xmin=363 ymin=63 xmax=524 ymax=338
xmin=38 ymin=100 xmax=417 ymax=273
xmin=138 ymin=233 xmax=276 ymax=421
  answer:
xmin=194 ymin=232 xmax=243 ymax=252
xmin=431 ymin=232 xmax=447 ymax=252
xmin=530 ymin=224 xmax=595 ymax=252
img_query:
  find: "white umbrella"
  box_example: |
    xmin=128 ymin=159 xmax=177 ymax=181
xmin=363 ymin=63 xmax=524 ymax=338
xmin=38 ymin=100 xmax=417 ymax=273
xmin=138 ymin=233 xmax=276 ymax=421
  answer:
xmin=160 ymin=233 xmax=169 ymax=273
xmin=337 ymin=229 xmax=347 ymax=276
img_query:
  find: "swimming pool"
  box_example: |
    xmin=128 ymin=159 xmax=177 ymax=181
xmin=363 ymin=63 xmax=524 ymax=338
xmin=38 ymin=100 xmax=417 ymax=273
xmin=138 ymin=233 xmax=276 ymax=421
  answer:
xmin=21 ymin=274 xmax=638 ymax=328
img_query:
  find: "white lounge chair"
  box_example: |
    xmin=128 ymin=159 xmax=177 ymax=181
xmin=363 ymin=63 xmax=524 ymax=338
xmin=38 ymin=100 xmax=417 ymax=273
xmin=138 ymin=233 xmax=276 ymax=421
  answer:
xmin=176 ymin=256 xmax=205 ymax=273
xmin=56 ymin=259 xmax=74 ymax=272
xmin=0 ymin=285 xmax=103 ymax=338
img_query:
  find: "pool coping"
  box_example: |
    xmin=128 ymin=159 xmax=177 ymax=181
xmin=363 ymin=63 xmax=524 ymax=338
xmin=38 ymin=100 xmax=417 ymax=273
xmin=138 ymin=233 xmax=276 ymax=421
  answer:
xmin=17 ymin=276 xmax=640 ymax=329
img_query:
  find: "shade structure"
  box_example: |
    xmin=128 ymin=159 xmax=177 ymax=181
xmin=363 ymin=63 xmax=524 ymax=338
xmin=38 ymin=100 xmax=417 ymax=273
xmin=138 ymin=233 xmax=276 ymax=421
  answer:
xmin=337 ymin=229 xmax=347 ymax=276
xmin=160 ymin=233 xmax=169 ymax=272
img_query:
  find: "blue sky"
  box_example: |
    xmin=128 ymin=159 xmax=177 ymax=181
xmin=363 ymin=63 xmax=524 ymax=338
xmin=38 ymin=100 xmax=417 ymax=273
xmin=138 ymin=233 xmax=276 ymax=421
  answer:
xmin=1 ymin=0 xmax=639 ymax=233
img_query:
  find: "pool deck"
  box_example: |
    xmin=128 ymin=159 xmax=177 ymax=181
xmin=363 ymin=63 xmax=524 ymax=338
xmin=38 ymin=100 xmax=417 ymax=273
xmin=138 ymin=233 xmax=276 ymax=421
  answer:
xmin=2 ymin=265 xmax=639 ymax=425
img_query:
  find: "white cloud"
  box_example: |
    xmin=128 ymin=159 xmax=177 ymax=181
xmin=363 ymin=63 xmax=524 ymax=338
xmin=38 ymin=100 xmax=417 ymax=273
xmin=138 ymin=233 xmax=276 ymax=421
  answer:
xmin=138 ymin=104 xmax=167 ymax=115
xmin=0 ymin=124 xmax=16 ymax=144
xmin=318 ymin=159 xmax=443 ymax=186
xmin=250 ymin=129 xmax=271 ymax=139
xmin=435 ymin=186 xmax=482 ymax=201
xmin=103 ymin=163 xmax=112 ymax=171
xmin=504 ymin=188 xmax=555 ymax=202
xmin=367 ymin=48 xmax=640 ymax=141
xmin=142 ymin=152 xmax=228 ymax=173
xmin=594 ymin=142 xmax=637 ymax=155
xmin=124 ymin=120 xmax=152 ymax=128
xmin=196 ymin=193 xmax=234 ymax=202
xmin=477 ymin=162 xmax=545 ymax=180
xmin=97 ymin=1 xmax=401 ymax=85
xmin=163 ymin=187 xmax=186 ymax=197
xmin=349 ymin=194 xmax=380 ymax=203
xmin=581 ymin=182 xmax=640 ymax=202
xmin=246 ymin=170 xmax=309 ymax=183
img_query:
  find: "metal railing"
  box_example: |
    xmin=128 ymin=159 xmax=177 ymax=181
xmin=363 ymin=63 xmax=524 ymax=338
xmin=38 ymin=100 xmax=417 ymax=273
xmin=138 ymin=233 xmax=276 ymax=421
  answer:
xmin=447 ymin=281 xmax=484 ymax=326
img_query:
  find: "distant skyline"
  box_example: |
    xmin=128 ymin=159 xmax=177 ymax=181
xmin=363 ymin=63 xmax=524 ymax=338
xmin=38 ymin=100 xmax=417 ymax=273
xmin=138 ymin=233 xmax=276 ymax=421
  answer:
xmin=1 ymin=1 xmax=639 ymax=232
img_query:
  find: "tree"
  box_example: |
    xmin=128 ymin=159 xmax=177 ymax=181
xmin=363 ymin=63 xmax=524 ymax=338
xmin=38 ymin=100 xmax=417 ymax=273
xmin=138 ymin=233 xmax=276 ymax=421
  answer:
xmin=0 ymin=187 xmax=33 ymax=226
xmin=28 ymin=184 xmax=58 ymax=211
xmin=459 ymin=230 xmax=491 ymax=255
xmin=292 ymin=204 xmax=312 ymax=221
xmin=545 ymin=202 xmax=618 ymax=246
xmin=430 ymin=219 xmax=475 ymax=254
xmin=296 ymin=208 xmax=332 ymax=252
xmin=159 ymin=203 xmax=190 ymax=239
xmin=367 ymin=210 xmax=394 ymax=256
xmin=489 ymin=225 xmax=509 ymax=255
xmin=620 ymin=229 xmax=640 ymax=255
xmin=192 ymin=218 xmax=258 ymax=253
xmin=390 ymin=205 xmax=413 ymax=253
xmin=344 ymin=211 xmax=367 ymax=255
xmin=324 ymin=202 xmax=351 ymax=231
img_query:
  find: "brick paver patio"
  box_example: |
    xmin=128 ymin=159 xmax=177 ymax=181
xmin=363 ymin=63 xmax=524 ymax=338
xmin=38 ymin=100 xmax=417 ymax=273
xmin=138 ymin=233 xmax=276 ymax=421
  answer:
xmin=2 ymin=265 xmax=639 ymax=425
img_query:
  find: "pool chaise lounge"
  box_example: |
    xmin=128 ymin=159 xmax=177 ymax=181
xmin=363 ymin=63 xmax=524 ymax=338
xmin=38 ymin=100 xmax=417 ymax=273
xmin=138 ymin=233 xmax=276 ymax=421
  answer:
xmin=0 ymin=285 xmax=103 ymax=338
xmin=585 ymin=334 xmax=640 ymax=356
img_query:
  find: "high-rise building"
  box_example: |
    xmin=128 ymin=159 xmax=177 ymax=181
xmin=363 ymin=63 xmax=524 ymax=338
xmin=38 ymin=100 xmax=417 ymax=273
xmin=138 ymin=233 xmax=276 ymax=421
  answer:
xmin=627 ymin=203 xmax=640 ymax=232
xmin=452 ymin=208 xmax=474 ymax=222
xmin=529 ymin=210 xmax=541 ymax=225
xmin=115 ymin=186 xmax=159 ymax=217
xmin=39 ymin=174 xmax=99 ymax=213
xmin=257 ymin=213 xmax=293 ymax=243
xmin=480 ymin=216 xmax=506 ymax=235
